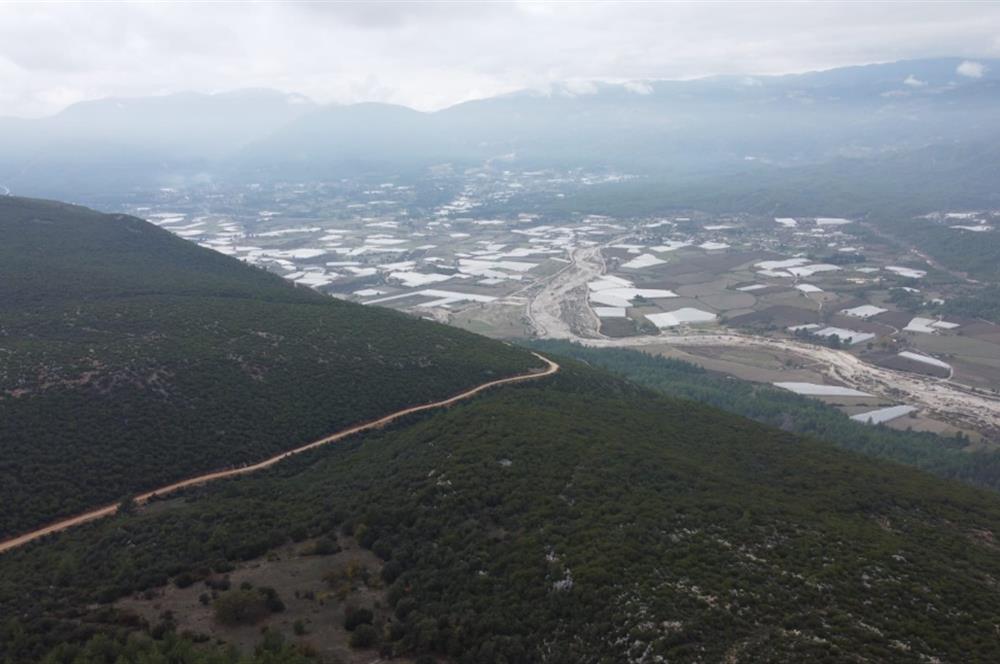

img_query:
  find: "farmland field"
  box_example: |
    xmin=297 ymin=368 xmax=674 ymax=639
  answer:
xmin=123 ymin=177 xmax=1000 ymax=445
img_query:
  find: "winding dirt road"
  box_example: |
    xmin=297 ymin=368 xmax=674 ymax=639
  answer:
xmin=0 ymin=353 xmax=559 ymax=555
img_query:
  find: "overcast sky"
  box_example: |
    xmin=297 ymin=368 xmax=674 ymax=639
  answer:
xmin=1 ymin=1 xmax=998 ymax=117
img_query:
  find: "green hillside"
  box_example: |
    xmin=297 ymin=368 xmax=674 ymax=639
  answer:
xmin=0 ymin=197 xmax=538 ymax=538
xmin=4 ymin=362 xmax=1000 ymax=663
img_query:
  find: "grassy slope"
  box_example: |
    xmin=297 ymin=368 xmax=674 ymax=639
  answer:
xmin=0 ymin=197 xmax=538 ymax=538
xmin=4 ymin=362 xmax=1000 ymax=662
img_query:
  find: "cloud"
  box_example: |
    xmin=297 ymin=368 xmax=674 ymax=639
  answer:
xmin=904 ymin=74 xmax=927 ymax=87
xmin=957 ymin=60 xmax=987 ymax=78
xmin=560 ymin=80 xmax=599 ymax=97
xmin=623 ymin=81 xmax=653 ymax=95
xmin=0 ymin=2 xmax=999 ymax=117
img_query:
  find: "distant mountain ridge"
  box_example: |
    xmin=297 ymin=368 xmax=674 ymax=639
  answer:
xmin=1 ymin=57 xmax=999 ymax=201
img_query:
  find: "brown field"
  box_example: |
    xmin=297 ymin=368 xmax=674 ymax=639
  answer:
xmin=723 ymin=307 xmax=757 ymax=320
xmin=600 ymin=317 xmax=638 ymax=337
xmin=640 ymin=271 xmax=721 ymax=287
xmin=826 ymin=315 xmax=897 ymax=337
xmin=885 ymin=414 xmax=980 ymax=442
xmin=727 ymin=305 xmax=820 ymax=329
xmin=875 ymin=354 xmax=951 ymax=378
xmin=699 ymin=292 xmax=758 ymax=311
xmin=812 ymin=395 xmax=886 ymax=409
xmin=950 ymin=359 xmax=1000 ymax=391
xmin=675 ymin=278 xmax=738 ymax=298
xmin=912 ymin=333 xmax=1000 ymax=361
xmin=759 ymin=290 xmax=822 ymax=311
xmin=872 ymin=310 xmax=913 ymax=329
xmin=660 ymin=251 xmax=766 ymax=276
xmin=643 ymin=343 xmax=829 ymax=384
xmin=449 ymin=304 xmax=533 ymax=339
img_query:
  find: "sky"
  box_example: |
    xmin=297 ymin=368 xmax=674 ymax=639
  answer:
xmin=1 ymin=1 xmax=999 ymax=117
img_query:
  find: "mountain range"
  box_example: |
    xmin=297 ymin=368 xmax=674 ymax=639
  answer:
xmin=2 ymin=57 xmax=998 ymax=203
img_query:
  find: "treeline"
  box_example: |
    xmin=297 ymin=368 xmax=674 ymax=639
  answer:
xmin=527 ymin=340 xmax=1000 ymax=491
xmin=881 ymin=216 xmax=1000 ymax=285
xmin=943 ymin=288 xmax=1000 ymax=324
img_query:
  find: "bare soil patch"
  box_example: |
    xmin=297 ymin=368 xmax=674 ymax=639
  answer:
xmin=118 ymin=537 xmax=417 ymax=664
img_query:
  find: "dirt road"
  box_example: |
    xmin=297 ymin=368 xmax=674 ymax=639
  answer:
xmin=526 ymin=245 xmax=606 ymax=339
xmin=0 ymin=353 xmax=559 ymax=555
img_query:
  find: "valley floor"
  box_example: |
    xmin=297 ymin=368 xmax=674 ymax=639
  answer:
xmin=502 ymin=238 xmax=1000 ymax=438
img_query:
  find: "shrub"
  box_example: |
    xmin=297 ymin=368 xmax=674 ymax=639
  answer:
xmin=173 ymin=572 xmax=197 ymax=589
xmin=344 ymin=606 xmax=374 ymax=631
xmin=381 ymin=560 xmax=403 ymax=584
xmin=349 ymin=624 xmax=378 ymax=648
xmin=394 ymin=597 xmax=417 ymax=620
xmin=258 ymin=586 xmax=285 ymax=613
xmin=213 ymin=590 xmax=269 ymax=625
xmin=204 ymin=576 xmax=231 ymax=591
xmin=305 ymin=536 xmax=340 ymax=556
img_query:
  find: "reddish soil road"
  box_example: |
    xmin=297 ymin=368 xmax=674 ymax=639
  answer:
xmin=0 ymin=353 xmax=559 ymax=555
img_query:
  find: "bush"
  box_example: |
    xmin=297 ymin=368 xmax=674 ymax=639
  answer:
xmin=213 ymin=590 xmax=269 ymax=625
xmin=213 ymin=560 xmax=235 ymax=574
xmin=344 ymin=605 xmax=374 ymax=631
xmin=394 ymin=597 xmax=417 ymax=620
xmin=173 ymin=572 xmax=197 ymax=589
xmin=381 ymin=560 xmax=403 ymax=584
xmin=258 ymin=586 xmax=285 ymax=613
xmin=255 ymin=628 xmax=286 ymax=655
xmin=349 ymin=623 xmax=378 ymax=648
xmin=304 ymin=536 xmax=340 ymax=556
xmin=204 ymin=576 xmax=231 ymax=591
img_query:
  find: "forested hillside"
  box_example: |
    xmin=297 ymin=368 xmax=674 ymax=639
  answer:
xmin=529 ymin=340 xmax=1000 ymax=491
xmin=5 ymin=362 xmax=1000 ymax=663
xmin=0 ymin=197 xmax=538 ymax=538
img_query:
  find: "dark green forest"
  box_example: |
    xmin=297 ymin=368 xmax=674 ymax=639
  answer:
xmin=5 ymin=362 xmax=1000 ymax=663
xmin=0 ymin=197 xmax=538 ymax=538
